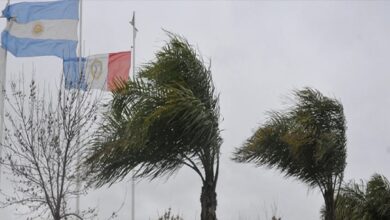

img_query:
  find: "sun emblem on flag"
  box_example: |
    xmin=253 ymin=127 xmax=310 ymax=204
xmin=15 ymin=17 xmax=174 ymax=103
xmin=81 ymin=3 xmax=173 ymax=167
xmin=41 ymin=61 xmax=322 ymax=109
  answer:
xmin=32 ymin=23 xmax=44 ymax=36
xmin=90 ymin=59 xmax=103 ymax=80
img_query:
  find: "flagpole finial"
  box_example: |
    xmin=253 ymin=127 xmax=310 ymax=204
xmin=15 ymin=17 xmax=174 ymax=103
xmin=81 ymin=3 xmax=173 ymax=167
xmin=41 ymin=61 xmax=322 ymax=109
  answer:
xmin=130 ymin=11 xmax=135 ymax=25
xmin=130 ymin=11 xmax=138 ymax=32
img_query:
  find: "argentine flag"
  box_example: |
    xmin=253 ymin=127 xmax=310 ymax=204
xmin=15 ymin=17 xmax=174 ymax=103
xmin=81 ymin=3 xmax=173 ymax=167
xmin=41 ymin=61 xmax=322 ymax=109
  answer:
xmin=1 ymin=0 xmax=79 ymax=58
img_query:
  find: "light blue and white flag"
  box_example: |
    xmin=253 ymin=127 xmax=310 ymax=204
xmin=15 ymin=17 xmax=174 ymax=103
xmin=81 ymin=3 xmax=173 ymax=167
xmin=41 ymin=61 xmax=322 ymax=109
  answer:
xmin=1 ymin=0 xmax=79 ymax=58
xmin=64 ymin=57 xmax=87 ymax=90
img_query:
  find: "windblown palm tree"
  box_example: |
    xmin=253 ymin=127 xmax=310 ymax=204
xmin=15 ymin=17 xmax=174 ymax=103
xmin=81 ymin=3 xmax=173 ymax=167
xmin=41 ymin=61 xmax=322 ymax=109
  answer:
xmin=233 ymin=88 xmax=347 ymax=220
xmin=85 ymin=34 xmax=221 ymax=220
xmin=331 ymin=174 xmax=390 ymax=220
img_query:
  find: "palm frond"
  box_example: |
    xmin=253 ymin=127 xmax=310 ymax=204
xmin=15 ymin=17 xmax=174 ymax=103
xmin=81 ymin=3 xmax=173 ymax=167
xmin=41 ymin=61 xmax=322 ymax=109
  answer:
xmin=234 ymin=88 xmax=346 ymax=187
xmin=331 ymin=174 xmax=390 ymax=220
xmin=84 ymin=34 xmax=221 ymax=187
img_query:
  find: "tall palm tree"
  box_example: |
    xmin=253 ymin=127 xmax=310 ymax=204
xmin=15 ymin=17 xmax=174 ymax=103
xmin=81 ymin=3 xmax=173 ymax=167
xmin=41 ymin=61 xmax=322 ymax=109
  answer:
xmin=233 ymin=88 xmax=347 ymax=220
xmin=331 ymin=174 xmax=390 ymax=220
xmin=84 ymin=34 xmax=222 ymax=220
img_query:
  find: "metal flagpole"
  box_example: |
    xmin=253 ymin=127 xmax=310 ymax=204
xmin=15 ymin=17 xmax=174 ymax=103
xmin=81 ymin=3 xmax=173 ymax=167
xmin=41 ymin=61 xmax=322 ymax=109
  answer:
xmin=0 ymin=0 xmax=11 ymax=184
xmin=76 ymin=0 xmax=83 ymax=215
xmin=78 ymin=0 xmax=83 ymax=86
xmin=130 ymin=12 xmax=137 ymax=79
xmin=130 ymin=11 xmax=137 ymax=220
xmin=0 ymin=47 xmax=6 ymax=185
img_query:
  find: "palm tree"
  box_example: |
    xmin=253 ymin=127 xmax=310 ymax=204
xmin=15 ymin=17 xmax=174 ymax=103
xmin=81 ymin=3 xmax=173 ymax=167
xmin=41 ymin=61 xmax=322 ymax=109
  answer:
xmin=84 ymin=34 xmax=222 ymax=220
xmin=233 ymin=88 xmax=347 ymax=220
xmin=331 ymin=174 xmax=390 ymax=220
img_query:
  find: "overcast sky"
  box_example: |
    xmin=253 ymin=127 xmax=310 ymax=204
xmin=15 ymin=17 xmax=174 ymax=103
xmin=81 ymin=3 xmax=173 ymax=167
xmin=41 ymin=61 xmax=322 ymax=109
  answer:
xmin=1 ymin=1 xmax=390 ymax=220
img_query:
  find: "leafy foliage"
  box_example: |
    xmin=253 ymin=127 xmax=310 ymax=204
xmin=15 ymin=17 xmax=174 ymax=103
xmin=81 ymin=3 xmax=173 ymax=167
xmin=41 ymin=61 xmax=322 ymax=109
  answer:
xmin=233 ymin=88 xmax=347 ymax=220
xmin=83 ymin=34 xmax=221 ymax=220
xmin=85 ymin=34 xmax=221 ymax=187
xmin=157 ymin=208 xmax=184 ymax=220
xmin=331 ymin=174 xmax=390 ymax=220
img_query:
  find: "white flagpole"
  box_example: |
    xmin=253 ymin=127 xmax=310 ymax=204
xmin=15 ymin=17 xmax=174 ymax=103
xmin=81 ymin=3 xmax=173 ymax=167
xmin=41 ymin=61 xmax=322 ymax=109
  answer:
xmin=0 ymin=48 xmax=6 ymax=184
xmin=78 ymin=0 xmax=83 ymax=81
xmin=76 ymin=0 xmax=83 ymax=215
xmin=0 ymin=0 xmax=11 ymax=184
xmin=130 ymin=12 xmax=137 ymax=79
xmin=130 ymin=11 xmax=137 ymax=220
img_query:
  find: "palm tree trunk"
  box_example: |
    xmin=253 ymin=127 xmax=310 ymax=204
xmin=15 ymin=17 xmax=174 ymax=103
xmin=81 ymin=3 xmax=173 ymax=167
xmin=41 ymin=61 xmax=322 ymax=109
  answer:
xmin=200 ymin=179 xmax=217 ymax=220
xmin=324 ymin=190 xmax=336 ymax=220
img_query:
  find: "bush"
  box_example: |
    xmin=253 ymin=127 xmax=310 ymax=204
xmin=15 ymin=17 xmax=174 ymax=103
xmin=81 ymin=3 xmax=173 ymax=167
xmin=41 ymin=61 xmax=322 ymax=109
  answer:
xmin=158 ymin=208 xmax=183 ymax=220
